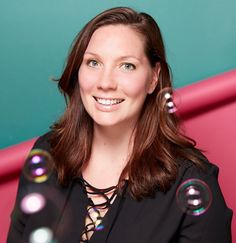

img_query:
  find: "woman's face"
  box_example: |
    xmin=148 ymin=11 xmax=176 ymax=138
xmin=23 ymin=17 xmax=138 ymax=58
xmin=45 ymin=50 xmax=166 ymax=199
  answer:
xmin=78 ymin=24 xmax=159 ymax=129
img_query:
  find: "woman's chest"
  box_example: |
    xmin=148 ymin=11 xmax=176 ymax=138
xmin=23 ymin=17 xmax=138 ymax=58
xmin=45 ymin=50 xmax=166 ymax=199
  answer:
xmin=24 ymin=183 xmax=181 ymax=243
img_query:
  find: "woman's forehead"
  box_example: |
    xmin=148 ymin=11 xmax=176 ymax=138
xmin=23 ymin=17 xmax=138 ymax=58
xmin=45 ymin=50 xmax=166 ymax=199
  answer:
xmin=85 ymin=25 xmax=146 ymax=59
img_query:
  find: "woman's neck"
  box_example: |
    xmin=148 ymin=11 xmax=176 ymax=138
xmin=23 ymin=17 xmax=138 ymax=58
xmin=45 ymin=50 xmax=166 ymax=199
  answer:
xmin=82 ymin=123 xmax=135 ymax=187
xmin=92 ymin=122 xmax=135 ymax=159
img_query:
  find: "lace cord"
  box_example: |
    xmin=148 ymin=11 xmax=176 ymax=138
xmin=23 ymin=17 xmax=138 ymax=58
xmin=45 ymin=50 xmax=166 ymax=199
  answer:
xmin=81 ymin=178 xmax=117 ymax=208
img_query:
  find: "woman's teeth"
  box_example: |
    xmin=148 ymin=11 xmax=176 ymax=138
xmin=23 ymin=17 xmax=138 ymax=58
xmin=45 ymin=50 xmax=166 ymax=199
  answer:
xmin=96 ymin=98 xmax=123 ymax=106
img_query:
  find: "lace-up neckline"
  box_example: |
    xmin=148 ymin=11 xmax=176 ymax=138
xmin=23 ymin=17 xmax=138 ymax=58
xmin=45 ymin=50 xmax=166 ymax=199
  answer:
xmin=79 ymin=177 xmax=118 ymax=243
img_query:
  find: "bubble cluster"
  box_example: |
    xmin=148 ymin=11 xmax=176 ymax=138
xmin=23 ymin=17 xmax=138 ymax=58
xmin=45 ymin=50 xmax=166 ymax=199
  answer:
xmin=164 ymin=92 xmax=177 ymax=113
xmin=21 ymin=193 xmax=46 ymax=214
xmin=23 ymin=149 xmax=54 ymax=183
xmin=29 ymin=227 xmax=53 ymax=243
xmin=20 ymin=150 xmax=60 ymax=242
xmin=176 ymin=178 xmax=212 ymax=216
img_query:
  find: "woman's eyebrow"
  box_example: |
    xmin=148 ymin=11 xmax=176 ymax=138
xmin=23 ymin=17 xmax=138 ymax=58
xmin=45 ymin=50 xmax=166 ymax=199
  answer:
xmin=84 ymin=52 xmax=141 ymax=61
xmin=83 ymin=51 xmax=100 ymax=57
xmin=117 ymin=55 xmax=141 ymax=62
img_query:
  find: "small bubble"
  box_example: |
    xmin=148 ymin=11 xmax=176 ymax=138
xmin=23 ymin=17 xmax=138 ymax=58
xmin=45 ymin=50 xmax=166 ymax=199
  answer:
xmin=95 ymin=222 xmax=104 ymax=231
xmin=164 ymin=92 xmax=171 ymax=100
xmin=176 ymin=178 xmax=212 ymax=216
xmin=166 ymin=100 xmax=177 ymax=113
xmin=94 ymin=214 xmax=104 ymax=231
xmin=29 ymin=227 xmax=53 ymax=243
xmin=167 ymin=101 xmax=174 ymax=108
xmin=23 ymin=149 xmax=54 ymax=183
xmin=21 ymin=193 xmax=46 ymax=214
xmin=163 ymin=91 xmax=178 ymax=114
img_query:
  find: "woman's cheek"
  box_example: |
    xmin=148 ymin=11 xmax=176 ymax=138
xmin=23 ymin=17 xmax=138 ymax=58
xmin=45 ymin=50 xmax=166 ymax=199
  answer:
xmin=121 ymin=73 xmax=150 ymax=97
xmin=78 ymin=68 xmax=96 ymax=91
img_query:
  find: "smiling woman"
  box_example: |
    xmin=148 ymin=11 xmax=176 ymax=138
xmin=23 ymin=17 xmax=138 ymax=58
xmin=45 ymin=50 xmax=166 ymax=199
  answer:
xmin=79 ymin=25 xmax=158 ymax=128
xmin=7 ymin=6 xmax=232 ymax=243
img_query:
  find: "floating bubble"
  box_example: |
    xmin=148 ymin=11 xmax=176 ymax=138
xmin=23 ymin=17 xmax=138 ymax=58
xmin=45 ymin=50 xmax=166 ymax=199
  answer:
xmin=167 ymin=101 xmax=177 ymax=113
xmin=29 ymin=227 xmax=53 ymax=243
xmin=164 ymin=92 xmax=172 ymax=100
xmin=163 ymin=90 xmax=179 ymax=114
xmin=23 ymin=149 xmax=54 ymax=183
xmin=95 ymin=216 xmax=104 ymax=231
xmin=176 ymin=178 xmax=212 ymax=216
xmin=21 ymin=193 xmax=46 ymax=214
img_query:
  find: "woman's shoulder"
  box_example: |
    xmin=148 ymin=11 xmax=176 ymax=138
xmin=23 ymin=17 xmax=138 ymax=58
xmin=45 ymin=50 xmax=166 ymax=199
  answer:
xmin=173 ymin=148 xmax=231 ymax=211
xmin=177 ymin=148 xmax=220 ymax=183
xmin=172 ymin=149 xmax=233 ymax=242
xmin=14 ymin=132 xmax=69 ymax=208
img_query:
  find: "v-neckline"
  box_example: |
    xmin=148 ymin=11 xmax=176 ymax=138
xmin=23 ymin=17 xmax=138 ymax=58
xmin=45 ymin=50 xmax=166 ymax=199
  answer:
xmin=84 ymin=180 xmax=128 ymax=243
xmin=80 ymin=177 xmax=118 ymax=242
xmin=86 ymin=193 xmax=120 ymax=243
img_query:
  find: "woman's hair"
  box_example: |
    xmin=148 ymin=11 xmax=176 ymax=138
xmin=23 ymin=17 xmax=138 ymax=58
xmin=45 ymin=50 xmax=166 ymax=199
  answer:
xmin=50 ymin=7 xmax=203 ymax=199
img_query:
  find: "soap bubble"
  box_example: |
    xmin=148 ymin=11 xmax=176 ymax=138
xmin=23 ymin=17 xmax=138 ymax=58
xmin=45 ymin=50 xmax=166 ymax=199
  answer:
xmin=166 ymin=100 xmax=177 ymax=113
xmin=162 ymin=88 xmax=181 ymax=114
xmin=95 ymin=217 xmax=104 ymax=231
xmin=23 ymin=149 xmax=54 ymax=183
xmin=21 ymin=193 xmax=46 ymax=214
xmin=164 ymin=92 xmax=172 ymax=100
xmin=176 ymin=178 xmax=212 ymax=216
xmin=29 ymin=227 xmax=54 ymax=243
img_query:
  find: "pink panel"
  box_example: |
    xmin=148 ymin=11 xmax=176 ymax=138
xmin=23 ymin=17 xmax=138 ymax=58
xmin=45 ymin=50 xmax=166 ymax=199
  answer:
xmin=176 ymin=69 xmax=236 ymax=242
xmin=182 ymin=101 xmax=236 ymax=242
xmin=176 ymin=69 xmax=236 ymax=117
xmin=0 ymin=178 xmax=19 ymax=243
xmin=0 ymin=138 xmax=36 ymax=243
xmin=0 ymin=137 xmax=37 ymax=179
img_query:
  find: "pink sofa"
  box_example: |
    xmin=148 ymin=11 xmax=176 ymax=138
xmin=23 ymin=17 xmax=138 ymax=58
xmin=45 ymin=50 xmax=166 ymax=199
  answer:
xmin=0 ymin=69 xmax=235 ymax=243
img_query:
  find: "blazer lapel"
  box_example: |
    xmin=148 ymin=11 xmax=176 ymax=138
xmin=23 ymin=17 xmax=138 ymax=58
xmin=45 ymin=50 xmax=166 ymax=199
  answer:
xmin=55 ymin=181 xmax=89 ymax=243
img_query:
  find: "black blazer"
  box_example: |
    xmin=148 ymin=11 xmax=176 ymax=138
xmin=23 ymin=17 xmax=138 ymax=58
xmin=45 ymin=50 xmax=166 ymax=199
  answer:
xmin=7 ymin=133 xmax=232 ymax=243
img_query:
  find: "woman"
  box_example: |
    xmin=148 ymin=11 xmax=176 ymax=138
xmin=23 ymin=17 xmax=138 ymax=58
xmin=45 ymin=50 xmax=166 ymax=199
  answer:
xmin=7 ymin=7 xmax=232 ymax=243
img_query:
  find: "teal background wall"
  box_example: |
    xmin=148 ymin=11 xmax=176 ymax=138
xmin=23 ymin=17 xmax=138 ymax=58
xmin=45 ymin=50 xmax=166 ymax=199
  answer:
xmin=0 ymin=0 xmax=235 ymax=148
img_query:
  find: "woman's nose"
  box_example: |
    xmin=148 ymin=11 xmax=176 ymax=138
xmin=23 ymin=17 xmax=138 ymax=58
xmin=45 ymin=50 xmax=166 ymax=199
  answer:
xmin=97 ymin=68 xmax=117 ymax=90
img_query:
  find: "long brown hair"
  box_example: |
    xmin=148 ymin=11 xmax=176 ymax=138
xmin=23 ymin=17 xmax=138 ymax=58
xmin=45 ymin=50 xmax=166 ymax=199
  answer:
xmin=50 ymin=7 xmax=203 ymax=199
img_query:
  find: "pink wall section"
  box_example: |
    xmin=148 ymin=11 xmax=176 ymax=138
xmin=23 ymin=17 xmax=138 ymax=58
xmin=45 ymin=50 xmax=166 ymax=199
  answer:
xmin=182 ymin=101 xmax=236 ymax=241
xmin=0 ymin=69 xmax=235 ymax=243
xmin=177 ymin=69 xmax=236 ymax=242
xmin=0 ymin=138 xmax=37 ymax=243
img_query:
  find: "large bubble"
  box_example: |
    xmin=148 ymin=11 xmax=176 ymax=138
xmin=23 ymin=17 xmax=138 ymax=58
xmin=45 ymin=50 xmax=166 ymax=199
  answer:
xmin=20 ymin=193 xmax=46 ymax=214
xmin=176 ymin=178 xmax=212 ymax=216
xmin=23 ymin=149 xmax=54 ymax=183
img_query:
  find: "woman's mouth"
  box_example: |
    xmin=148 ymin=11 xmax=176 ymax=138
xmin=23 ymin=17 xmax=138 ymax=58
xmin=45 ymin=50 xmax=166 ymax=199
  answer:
xmin=93 ymin=97 xmax=124 ymax=106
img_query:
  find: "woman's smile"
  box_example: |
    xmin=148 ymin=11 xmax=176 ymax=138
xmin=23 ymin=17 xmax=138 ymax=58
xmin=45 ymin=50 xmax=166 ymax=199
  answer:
xmin=93 ymin=96 xmax=125 ymax=106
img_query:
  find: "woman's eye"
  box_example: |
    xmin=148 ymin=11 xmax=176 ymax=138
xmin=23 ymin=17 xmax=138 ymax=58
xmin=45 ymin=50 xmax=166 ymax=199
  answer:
xmin=87 ymin=60 xmax=99 ymax=67
xmin=121 ymin=63 xmax=136 ymax=71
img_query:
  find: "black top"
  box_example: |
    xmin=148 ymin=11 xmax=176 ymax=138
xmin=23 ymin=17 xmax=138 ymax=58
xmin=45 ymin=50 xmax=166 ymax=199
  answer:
xmin=7 ymin=133 xmax=233 ymax=243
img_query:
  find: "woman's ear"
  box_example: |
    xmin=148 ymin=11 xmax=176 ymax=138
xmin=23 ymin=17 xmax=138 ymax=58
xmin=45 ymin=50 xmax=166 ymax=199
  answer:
xmin=148 ymin=63 xmax=161 ymax=94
